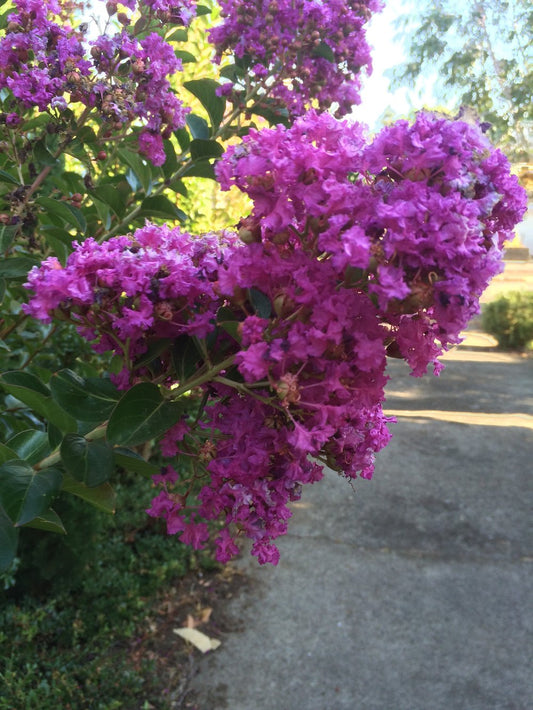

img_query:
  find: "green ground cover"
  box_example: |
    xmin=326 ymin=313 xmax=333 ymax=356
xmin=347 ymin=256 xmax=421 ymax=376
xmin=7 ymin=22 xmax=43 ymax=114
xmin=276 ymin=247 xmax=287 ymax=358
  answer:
xmin=0 ymin=472 xmax=217 ymax=709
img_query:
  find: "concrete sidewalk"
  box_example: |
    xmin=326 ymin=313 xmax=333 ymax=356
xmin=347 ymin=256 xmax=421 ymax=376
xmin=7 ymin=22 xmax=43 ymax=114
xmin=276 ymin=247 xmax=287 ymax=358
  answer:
xmin=191 ymin=349 xmax=533 ymax=710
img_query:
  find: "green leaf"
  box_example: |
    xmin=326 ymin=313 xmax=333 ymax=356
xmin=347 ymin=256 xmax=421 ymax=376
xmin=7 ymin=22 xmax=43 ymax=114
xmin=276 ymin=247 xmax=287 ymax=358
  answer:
xmin=184 ymin=79 xmax=226 ymax=132
xmin=0 ymin=460 xmax=62 ymax=526
xmin=166 ymin=28 xmax=188 ymax=42
xmin=107 ymin=382 xmax=187 ymax=447
xmin=174 ymin=127 xmax=191 ymax=151
xmin=33 ymin=138 xmax=58 ymax=167
xmin=0 ymin=255 xmax=40 ymax=279
xmin=219 ymin=64 xmax=245 ymax=82
xmin=48 ymin=423 xmax=62 ymax=450
xmin=249 ymin=287 xmax=272 ymax=318
xmin=0 ymin=443 xmax=18 ymax=466
xmin=113 ymin=447 xmax=161 ymax=478
xmin=50 ymin=370 xmax=119 ymax=423
xmin=41 ymin=226 xmax=74 ymax=265
xmin=186 ymin=114 xmax=210 ymax=140
xmin=61 ymin=471 xmax=116 ymax=513
xmin=190 ymin=139 xmax=224 ymax=161
xmin=37 ymin=196 xmax=86 ymax=231
xmin=171 ymin=334 xmax=202 ymax=381
xmin=18 ymin=113 xmax=49 ymax=131
xmin=133 ymin=14 xmax=148 ymax=33
xmin=0 ymin=371 xmax=77 ymax=433
xmin=139 ymin=195 xmax=186 ymax=221
xmin=1 ymin=370 xmax=49 ymax=396
xmin=90 ymin=185 xmax=126 ymax=218
xmin=182 ymin=160 xmax=217 ymax=180
xmin=162 ymin=139 xmax=179 ymax=178
xmin=217 ymin=306 xmax=238 ymax=322
xmin=166 ymin=179 xmax=188 ymax=196
xmin=250 ymin=104 xmax=290 ymax=127
xmin=6 ymin=430 xmax=50 ymax=466
xmin=64 ymin=138 xmax=92 ymax=168
xmin=0 ymin=168 xmax=20 ymax=185
xmin=77 ymin=125 xmax=98 ymax=144
xmin=235 ymin=53 xmax=253 ymax=72
xmin=22 ymin=507 xmax=66 ymax=534
xmin=312 ymin=41 xmax=336 ymax=62
xmin=125 ymin=168 xmax=140 ymax=193
xmin=133 ymin=338 xmax=172 ymax=370
xmin=0 ymin=224 xmax=19 ymax=251
xmin=196 ymin=4 xmax=211 ymax=15
xmin=45 ymin=131 xmax=61 ymax=155
xmin=0 ymin=505 xmax=19 ymax=574
xmin=56 ymin=171 xmax=85 ymax=195
xmin=175 ymin=49 xmax=196 ymax=63
xmin=117 ymin=149 xmax=153 ymax=194
xmin=91 ymin=197 xmax=111 ymax=228
xmin=60 ymin=434 xmax=115 ymax=487
xmin=218 ymin=319 xmax=241 ymax=342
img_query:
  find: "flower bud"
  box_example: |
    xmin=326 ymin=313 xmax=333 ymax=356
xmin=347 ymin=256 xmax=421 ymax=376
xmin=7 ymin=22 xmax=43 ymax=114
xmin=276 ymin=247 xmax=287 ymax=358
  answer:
xmin=273 ymin=291 xmax=295 ymax=318
xmin=238 ymin=227 xmax=261 ymax=244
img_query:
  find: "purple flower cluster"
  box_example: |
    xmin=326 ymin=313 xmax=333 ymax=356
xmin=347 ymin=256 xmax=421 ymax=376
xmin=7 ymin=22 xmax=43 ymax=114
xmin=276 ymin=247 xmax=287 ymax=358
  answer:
xmin=217 ymin=110 xmax=527 ymax=373
xmin=23 ymin=223 xmax=238 ymax=387
xmin=112 ymin=0 xmax=195 ymax=20
xmin=210 ymin=0 xmax=381 ymax=117
xmin=200 ymin=251 xmax=393 ymax=562
xmin=0 ymin=0 xmax=90 ymax=111
xmin=90 ymin=31 xmax=188 ymax=165
xmin=24 ymin=111 xmax=526 ymax=565
xmin=0 ymin=0 xmax=190 ymax=164
xmin=141 ymin=0 xmax=196 ymax=23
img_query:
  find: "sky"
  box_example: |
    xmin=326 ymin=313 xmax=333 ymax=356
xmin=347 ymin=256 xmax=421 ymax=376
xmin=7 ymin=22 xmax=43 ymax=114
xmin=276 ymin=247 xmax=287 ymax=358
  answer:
xmin=350 ymin=0 xmax=447 ymax=129
xmin=351 ymin=0 xmax=412 ymax=127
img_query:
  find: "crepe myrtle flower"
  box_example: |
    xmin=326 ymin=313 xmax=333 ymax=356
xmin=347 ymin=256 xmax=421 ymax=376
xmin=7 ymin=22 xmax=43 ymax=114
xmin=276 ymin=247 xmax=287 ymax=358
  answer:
xmin=217 ymin=109 xmax=526 ymax=372
xmin=0 ymin=0 xmax=90 ymax=111
xmin=23 ymin=224 xmax=239 ymax=386
xmin=0 ymin=0 xmax=188 ymax=164
xmin=210 ymin=0 xmax=382 ymax=117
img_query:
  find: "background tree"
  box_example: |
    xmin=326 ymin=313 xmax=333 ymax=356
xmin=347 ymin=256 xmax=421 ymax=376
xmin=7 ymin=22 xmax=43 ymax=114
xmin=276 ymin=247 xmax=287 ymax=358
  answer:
xmin=391 ymin=0 xmax=532 ymax=162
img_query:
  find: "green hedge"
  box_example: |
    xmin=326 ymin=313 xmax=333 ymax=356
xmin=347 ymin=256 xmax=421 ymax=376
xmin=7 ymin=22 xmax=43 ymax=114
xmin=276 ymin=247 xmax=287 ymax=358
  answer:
xmin=482 ymin=291 xmax=533 ymax=350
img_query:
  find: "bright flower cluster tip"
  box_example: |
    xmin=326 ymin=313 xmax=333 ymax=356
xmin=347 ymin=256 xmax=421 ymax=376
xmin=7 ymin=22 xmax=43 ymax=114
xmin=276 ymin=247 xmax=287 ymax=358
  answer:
xmin=210 ymin=0 xmax=381 ymax=117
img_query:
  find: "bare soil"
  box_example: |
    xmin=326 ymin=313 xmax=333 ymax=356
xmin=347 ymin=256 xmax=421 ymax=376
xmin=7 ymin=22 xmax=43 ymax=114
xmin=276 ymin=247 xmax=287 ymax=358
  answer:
xmin=124 ymin=559 xmax=252 ymax=709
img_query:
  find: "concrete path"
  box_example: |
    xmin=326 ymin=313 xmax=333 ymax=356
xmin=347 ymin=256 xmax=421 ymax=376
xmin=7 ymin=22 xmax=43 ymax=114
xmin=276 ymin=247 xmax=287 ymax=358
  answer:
xmin=191 ymin=348 xmax=533 ymax=710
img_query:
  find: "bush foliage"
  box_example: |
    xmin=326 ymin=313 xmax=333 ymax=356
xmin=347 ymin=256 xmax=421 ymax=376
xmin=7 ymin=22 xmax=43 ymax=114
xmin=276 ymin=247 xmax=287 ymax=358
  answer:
xmin=482 ymin=291 xmax=533 ymax=350
xmin=0 ymin=473 xmax=196 ymax=710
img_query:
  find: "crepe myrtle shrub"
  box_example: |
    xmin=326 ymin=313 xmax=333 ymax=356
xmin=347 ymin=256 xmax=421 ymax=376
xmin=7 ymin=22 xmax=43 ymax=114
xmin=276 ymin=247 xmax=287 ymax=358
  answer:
xmin=0 ymin=0 xmax=527 ymax=573
xmin=20 ymin=111 xmax=526 ymax=566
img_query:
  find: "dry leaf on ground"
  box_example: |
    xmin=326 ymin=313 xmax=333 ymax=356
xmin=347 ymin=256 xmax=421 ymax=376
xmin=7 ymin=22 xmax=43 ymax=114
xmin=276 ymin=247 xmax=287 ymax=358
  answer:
xmin=173 ymin=627 xmax=222 ymax=653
